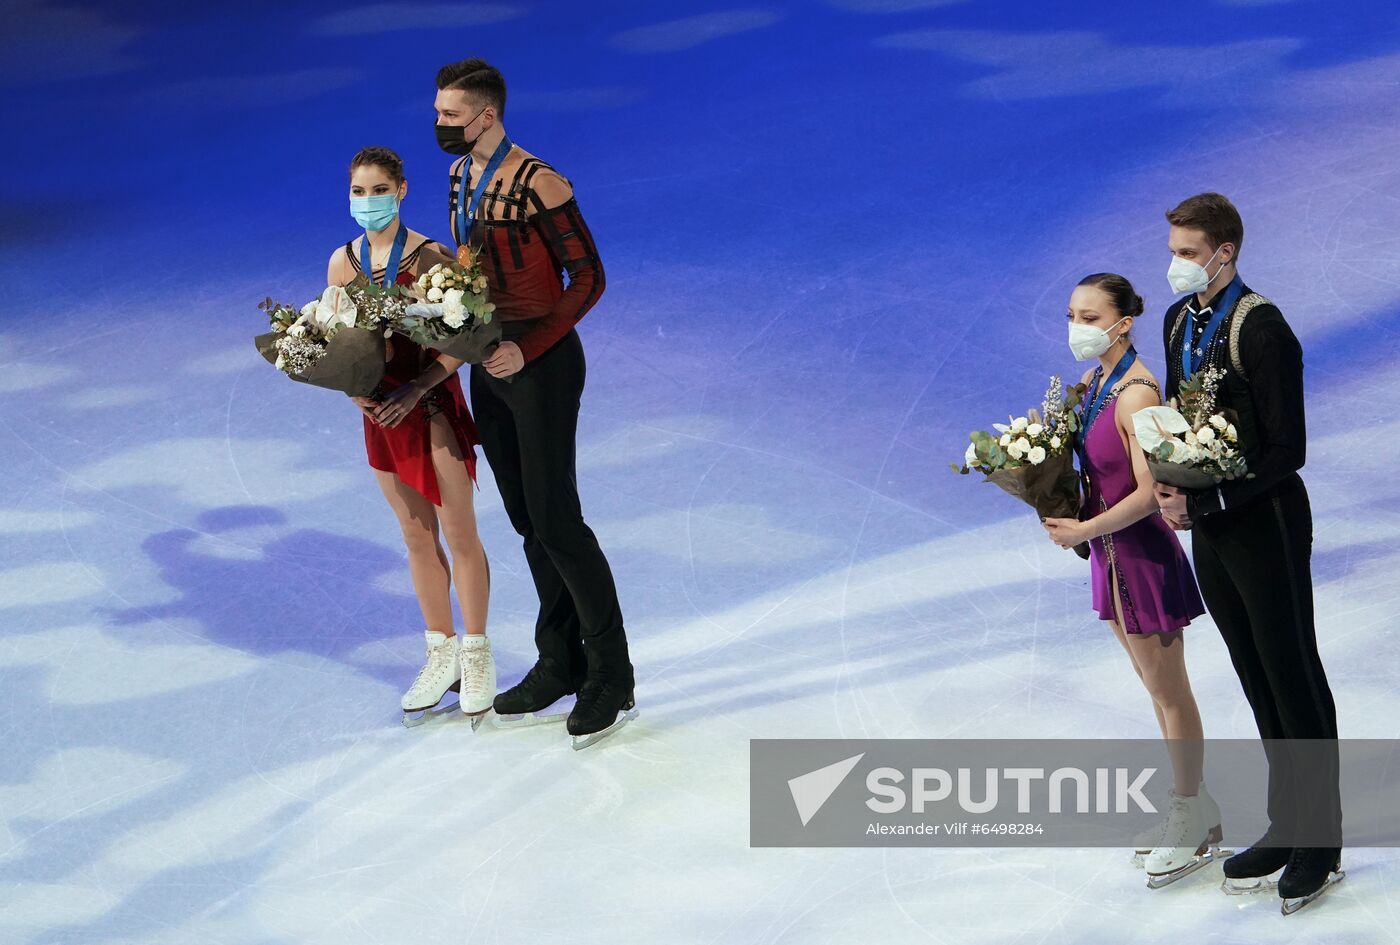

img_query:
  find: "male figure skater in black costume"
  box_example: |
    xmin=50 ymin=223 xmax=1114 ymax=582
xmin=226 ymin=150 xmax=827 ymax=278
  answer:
xmin=1155 ymin=193 xmax=1342 ymax=913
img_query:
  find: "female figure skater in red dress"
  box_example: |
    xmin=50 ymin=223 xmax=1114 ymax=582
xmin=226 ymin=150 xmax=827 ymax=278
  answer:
xmin=328 ymin=146 xmax=494 ymax=726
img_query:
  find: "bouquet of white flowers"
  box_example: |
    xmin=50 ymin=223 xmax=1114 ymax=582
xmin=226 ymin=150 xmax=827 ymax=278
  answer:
xmin=397 ymin=245 xmax=501 ymax=365
xmin=1132 ymin=367 xmax=1250 ymax=490
xmin=253 ymin=280 xmax=404 ymax=396
xmin=953 ymin=375 xmax=1091 ymax=559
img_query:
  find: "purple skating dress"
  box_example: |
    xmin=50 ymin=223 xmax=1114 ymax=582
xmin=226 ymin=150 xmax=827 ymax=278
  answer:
xmin=1081 ymin=378 xmax=1206 ymax=634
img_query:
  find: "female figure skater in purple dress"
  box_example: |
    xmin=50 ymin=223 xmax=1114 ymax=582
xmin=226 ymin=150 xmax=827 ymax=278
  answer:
xmin=1042 ymin=273 xmax=1217 ymax=885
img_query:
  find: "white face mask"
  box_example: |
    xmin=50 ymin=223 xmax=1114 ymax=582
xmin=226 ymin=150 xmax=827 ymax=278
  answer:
xmin=1167 ymin=245 xmax=1226 ymax=295
xmin=1068 ymin=316 xmax=1128 ymax=361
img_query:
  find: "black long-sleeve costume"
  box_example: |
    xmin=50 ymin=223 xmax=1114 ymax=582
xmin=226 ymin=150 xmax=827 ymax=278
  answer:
xmin=1164 ymin=281 xmax=1340 ymax=849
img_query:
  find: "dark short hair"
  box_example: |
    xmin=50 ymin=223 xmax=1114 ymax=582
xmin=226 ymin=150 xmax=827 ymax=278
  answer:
xmin=1166 ymin=192 xmax=1244 ymax=260
xmin=349 ymin=146 xmax=404 ymax=185
xmin=1076 ymin=272 xmax=1144 ymax=319
xmin=436 ymin=58 xmax=506 ymax=117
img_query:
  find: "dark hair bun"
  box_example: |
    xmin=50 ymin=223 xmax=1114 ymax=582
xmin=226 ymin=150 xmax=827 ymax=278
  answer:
xmin=1076 ymin=273 xmax=1143 ymax=320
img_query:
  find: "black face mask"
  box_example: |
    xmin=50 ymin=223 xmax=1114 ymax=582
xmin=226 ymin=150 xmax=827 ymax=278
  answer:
xmin=435 ymin=107 xmax=487 ymax=156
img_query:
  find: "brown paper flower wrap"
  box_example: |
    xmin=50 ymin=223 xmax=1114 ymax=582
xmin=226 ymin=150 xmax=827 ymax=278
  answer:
xmin=984 ymin=450 xmax=1091 ymax=560
xmin=253 ymin=327 xmax=386 ymax=397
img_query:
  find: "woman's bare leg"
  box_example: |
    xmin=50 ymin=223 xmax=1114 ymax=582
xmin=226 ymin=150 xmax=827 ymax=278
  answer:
xmin=1105 ymin=603 xmax=1170 ymax=742
xmin=1108 ymin=565 xmax=1203 ymax=795
xmin=374 ymin=469 xmax=454 ymax=635
xmin=1128 ymin=630 xmax=1204 ymax=795
xmin=428 ymin=415 xmax=489 ymax=635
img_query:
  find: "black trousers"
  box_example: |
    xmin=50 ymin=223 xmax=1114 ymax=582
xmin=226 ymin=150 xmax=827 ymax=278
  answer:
xmin=1191 ymin=474 xmax=1341 ymax=847
xmin=470 ymin=329 xmax=632 ymax=686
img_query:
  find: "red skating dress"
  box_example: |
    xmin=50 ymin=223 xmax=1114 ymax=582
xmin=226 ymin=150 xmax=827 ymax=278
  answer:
xmin=348 ymin=238 xmax=480 ymax=505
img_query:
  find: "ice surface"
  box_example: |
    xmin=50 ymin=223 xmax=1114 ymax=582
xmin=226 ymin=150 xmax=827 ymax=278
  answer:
xmin=2 ymin=2 xmax=1397 ymax=942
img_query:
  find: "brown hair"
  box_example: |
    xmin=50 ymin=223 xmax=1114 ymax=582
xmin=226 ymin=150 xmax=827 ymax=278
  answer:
xmin=1165 ymin=192 xmax=1244 ymax=260
xmin=436 ymin=58 xmax=507 ymax=117
xmin=349 ymin=146 xmax=404 ymax=186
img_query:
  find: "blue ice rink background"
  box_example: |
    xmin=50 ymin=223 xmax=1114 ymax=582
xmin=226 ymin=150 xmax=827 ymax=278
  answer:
xmin=4 ymin=1 xmax=1400 ymax=942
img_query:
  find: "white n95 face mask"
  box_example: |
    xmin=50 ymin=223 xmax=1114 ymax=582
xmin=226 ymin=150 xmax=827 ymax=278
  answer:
xmin=1068 ymin=316 xmax=1127 ymax=361
xmin=1167 ymin=245 xmax=1225 ymax=295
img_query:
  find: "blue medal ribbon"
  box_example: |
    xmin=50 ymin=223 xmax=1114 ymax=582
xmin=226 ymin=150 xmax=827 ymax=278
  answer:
xmin=455 ymin=136 xmax=514 ymax=247
xmin=1076 ymin=346 xmax=1138 ymax=466
xmin=360 ymin=222 xmax=408 ymax=289
xmin=1181 ymin=274 xmax=1243 ymax=379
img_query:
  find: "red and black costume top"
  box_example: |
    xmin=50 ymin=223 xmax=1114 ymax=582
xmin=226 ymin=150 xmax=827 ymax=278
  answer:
xmin=448 ymin=149 xmax=605 ymax=363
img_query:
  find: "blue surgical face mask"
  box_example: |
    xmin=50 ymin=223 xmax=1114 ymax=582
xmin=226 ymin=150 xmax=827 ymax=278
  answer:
xmin=350 ymin=194 xmax=399 ymax=231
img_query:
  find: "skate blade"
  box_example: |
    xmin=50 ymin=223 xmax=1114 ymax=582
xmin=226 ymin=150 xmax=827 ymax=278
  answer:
xmin=570 ymin=705 xmax=639 ymax=752
xmin=492 ymin=710 xmax=569 ymax=729
xmin=462 ymin=707 xmax=491 ymax=731
xmin=1145 ymin=846 xmax=1232 ymax=889
xmin=1221 ymin=874 xmax=1279 ymax=896
xmin=1281 ymin=870 xmax=1345 ymax=916
xmin=402 ymin=698 xmax=459 ymax=729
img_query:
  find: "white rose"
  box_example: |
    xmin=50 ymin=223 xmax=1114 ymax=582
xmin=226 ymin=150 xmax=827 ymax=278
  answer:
xmin=1184 ymin=431 xmax=1198 ymax=447
xmin=1210 ymin=414 xmax=1228 ymax=431
xmin=300 ymin=300 xmax=318 ymax=318
xmin=441 ymin=288 xmax=467 ymax=328
xmin=1007 ymin=441 xmax=1026 ymax=460
xmin=965 ymin=443 xmax=978 ymax=466
xmin=1197 ymin=426 xmax=1216 ymax=444
xmin=999 ymin=433 xmax=1012 ymax=447
xmin=1028 ymin=446 xmax=1047 ymax=465
xmin=1011 ymin=417 xmax=1029 ymax=433
xmin=431 ymin=273 xmax=446 ymax=288
xmin=1226 ymin=423 xmax=1238 ymax=440
xmin=1050 ymin=435 xmax=1062 ymax=450
xmin=1015 ymin=437 xmax=1031 ymax=453
xmin=1026 ymin=422 xmax=1044 ymax=438
xmin=426 ymin=286 xmax=444 ymax=302
xmin=1169 ymin=439 xmax=1192 ymax=463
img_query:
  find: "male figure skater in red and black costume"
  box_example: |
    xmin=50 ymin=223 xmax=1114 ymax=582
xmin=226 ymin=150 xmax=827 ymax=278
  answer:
xmin=433 ymin=58 xmax=635 ymax=747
